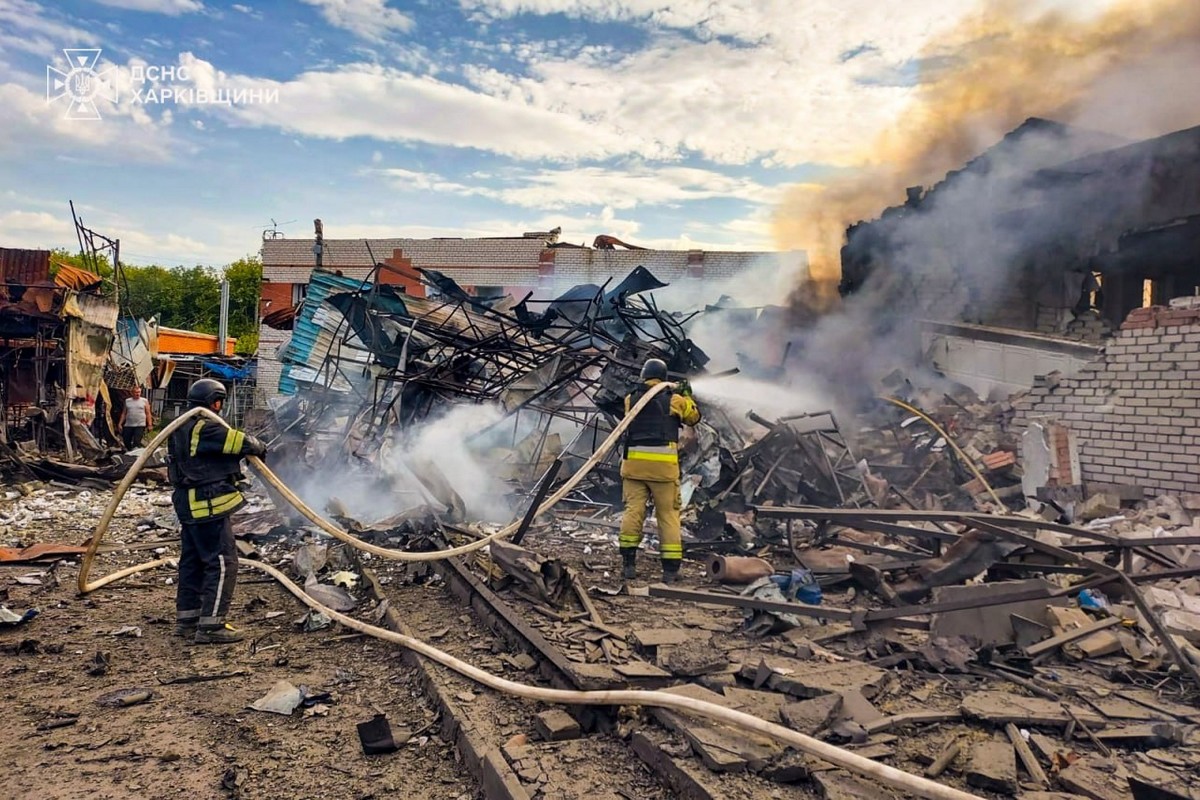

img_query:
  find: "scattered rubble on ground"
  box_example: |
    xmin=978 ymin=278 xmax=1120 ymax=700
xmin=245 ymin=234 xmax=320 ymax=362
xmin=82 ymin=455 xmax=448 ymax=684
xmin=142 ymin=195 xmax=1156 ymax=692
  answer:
xmin=6 ymin=262 xmax=1200 ymax=798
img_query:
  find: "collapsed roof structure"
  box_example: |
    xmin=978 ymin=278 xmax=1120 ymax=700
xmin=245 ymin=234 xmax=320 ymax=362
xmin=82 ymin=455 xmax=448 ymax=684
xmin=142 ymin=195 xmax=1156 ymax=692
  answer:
xmin=265 ymin=264 xmax=708 ymax=496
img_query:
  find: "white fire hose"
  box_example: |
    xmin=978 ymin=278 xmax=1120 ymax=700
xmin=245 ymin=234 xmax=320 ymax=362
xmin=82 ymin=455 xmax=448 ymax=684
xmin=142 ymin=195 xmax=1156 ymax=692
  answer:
xmin=79 ymin=387 xmax=985 ymax=800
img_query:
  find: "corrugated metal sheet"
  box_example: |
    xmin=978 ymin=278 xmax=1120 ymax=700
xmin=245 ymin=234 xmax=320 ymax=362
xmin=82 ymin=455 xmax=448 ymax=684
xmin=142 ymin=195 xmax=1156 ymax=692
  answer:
xmin=278 ymin=270 xmax=367 ymax=394
xmin=54 ymin=263 xmax=104 ymax=291
xmin=61 ymin=291 xmax=118 ymax=329
xmin=0 ymin=248 xmax=51 ymax=285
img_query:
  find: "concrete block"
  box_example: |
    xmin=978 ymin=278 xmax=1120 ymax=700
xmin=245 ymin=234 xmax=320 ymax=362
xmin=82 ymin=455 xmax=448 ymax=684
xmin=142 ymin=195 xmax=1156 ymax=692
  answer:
xmin=1078 ymin=492 xmax=1121 ymax=521
xmin=1056 ymin=760 xmax=1131 ymax=800
xmin=929 ymin=579 xmax=1065 ymax=647
xmin=534 ymin=709 xmax=581 ymax=742
xmin=966 ymin=740 xmax=1017 ymax=795
xmin=780 ymin=694 xmax=842 ymax=735
xmin=1161 ymin=610 xmax=1200 ymax=644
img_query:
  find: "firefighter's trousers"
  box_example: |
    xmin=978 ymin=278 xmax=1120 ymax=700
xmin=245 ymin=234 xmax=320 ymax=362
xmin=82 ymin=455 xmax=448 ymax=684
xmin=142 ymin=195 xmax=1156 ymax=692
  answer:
xmin=618 ymin=478 xmax=683 ymax=560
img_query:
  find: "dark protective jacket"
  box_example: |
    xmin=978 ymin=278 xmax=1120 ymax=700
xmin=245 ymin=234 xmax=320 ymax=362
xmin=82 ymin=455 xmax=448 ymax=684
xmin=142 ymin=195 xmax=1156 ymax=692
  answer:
xmin=620 ymin=379 xmax=701 ymax=482
xmin=167 ymin=417 xmax=260 ymax=523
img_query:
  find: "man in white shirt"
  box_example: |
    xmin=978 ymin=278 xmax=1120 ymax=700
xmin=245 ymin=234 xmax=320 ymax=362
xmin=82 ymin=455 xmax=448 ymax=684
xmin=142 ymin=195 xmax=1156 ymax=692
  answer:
xmin=118 ymin=385 xmax=153 ymax=451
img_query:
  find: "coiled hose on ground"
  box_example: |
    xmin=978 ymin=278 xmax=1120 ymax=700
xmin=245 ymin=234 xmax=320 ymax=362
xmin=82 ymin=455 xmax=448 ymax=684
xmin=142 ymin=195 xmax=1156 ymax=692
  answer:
xmin=79 ymin=387 xmax=985 ymax=800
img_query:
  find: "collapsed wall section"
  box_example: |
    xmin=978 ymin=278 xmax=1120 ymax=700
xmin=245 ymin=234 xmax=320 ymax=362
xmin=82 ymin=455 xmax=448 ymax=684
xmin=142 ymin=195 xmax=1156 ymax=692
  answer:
xmin=1012 ymin=306 xmax=1200 ymax=496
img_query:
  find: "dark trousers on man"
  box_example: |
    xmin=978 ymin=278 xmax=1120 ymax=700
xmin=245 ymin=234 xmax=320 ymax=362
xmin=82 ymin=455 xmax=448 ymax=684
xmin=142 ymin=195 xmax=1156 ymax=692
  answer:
xmin=122 ymin=426 xmax=145 ymax=451
xmin=175 ymin=516 xmax=238 ymax=629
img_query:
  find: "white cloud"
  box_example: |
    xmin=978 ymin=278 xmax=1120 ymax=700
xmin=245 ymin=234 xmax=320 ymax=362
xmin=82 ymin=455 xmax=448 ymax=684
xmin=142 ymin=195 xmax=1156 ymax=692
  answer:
xmin=0 ymin=209 xmax=74 ymax=246
xmin=176 ymin=55 xmax=629 ymax=160
xmin=0 ymin=0 xmax=93 ymax=58
xmin=454 ymin=1 xmax=988 ymax=166
xmin=0 ymin=78 xmax=177 ymax=162
xmin=231 ymin=3 xmax=252 ymax=11
xmin=298 ymin=0 xmax=414 ymax=42
xmin=90 ymin=0 xmax=203 ymax=13
xmin=159 ymin=1 xmax=989 ymax=167
xmin=0 ymin=206 xmax=207 ymax=264
xmin=371 ymin=163 xmax=784 ymax=210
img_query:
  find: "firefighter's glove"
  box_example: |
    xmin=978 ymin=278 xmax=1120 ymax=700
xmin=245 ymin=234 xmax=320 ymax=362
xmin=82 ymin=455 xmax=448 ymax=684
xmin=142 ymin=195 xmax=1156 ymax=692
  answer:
xmin=676 ymin=379 xmax=693 ymax=398
xmin=245 ymin=436 xmax=269 ymax=458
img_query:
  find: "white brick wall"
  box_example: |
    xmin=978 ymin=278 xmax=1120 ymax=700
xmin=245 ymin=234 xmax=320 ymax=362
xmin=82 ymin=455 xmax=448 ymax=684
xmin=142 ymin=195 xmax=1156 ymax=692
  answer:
xmin=1013 ymin=317 xmax=1200 ymax=495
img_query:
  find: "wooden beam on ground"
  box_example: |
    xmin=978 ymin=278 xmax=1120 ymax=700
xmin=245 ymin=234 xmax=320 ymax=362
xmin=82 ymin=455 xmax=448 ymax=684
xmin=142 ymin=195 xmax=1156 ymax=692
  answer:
xmin=1023 ymin=617 xmax=1123 ymax=658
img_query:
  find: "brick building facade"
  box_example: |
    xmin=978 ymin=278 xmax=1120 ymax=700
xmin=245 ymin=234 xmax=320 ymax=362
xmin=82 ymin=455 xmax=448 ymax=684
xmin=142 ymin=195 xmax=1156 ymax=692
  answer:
xmin=1013 ymin=305 xmax=1200 ymax=496
xmin=257 ymin=233 xmax=784 ymax=399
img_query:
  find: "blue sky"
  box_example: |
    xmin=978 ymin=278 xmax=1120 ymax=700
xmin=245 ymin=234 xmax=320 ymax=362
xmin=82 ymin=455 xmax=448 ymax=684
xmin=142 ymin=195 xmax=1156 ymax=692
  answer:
xmin=0 ymin=0 xmax=1122 ymax=266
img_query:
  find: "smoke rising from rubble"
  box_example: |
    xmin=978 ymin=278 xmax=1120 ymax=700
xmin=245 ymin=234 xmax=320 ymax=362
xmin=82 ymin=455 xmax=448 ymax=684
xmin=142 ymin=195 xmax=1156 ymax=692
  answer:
xmin=773 ymin=0 xmax=1200 ymax=287
xmin=385 ymin=403 xmax=513 ymax=522
xmin=652 ymin=253 xmax=810 ymax=372
xmin=648 ymin=255 xmax=847 ymax=419
xmin=765 ymin=0 xmax=1200 ymax=400
xmin=286 ymin=402 xmax=513 ymax=525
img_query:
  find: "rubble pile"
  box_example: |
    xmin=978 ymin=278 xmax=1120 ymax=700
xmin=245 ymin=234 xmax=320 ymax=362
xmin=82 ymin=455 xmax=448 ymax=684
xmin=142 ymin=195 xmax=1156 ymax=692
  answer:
xmin=261 ymin=264 xmax=735 ymax=516
xmin=853 ymin=381 xmax=1025 ymax=512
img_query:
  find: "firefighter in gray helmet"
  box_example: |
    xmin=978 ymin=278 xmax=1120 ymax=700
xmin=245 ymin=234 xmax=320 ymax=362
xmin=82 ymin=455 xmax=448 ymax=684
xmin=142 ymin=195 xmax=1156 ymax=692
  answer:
xmin=167 ymin=379 xmax=267 ymax=644
xmin=618 ymin=358 xmax=700 ymax=582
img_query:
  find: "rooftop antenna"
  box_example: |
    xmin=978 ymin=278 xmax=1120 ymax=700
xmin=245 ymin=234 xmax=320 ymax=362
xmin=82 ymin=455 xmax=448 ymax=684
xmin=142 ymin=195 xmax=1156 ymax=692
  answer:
xmin=259 ymin=218 xmax=296 ymax=241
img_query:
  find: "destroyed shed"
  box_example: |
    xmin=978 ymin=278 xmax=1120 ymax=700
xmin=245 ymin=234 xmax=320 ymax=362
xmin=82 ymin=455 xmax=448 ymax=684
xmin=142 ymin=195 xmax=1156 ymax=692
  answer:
xmin=0 ymin=247 xmax=117 ymax=451
xmin=837 ymin=120 xmax=1200 ymax=400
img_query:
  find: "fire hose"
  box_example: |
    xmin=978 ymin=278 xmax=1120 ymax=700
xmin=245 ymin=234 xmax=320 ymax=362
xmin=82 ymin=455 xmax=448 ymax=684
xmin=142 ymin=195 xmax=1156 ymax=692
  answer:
xmin=79 ymin=386 xmax=986 ymax=800
xmin=883 ymin=396 xmax=1003 ymax=507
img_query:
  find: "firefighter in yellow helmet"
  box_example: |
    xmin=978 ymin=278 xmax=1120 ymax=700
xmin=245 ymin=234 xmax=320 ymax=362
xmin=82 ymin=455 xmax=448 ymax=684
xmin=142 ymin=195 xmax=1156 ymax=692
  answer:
xmin=618 ymin=358 xmax=701 ymax=583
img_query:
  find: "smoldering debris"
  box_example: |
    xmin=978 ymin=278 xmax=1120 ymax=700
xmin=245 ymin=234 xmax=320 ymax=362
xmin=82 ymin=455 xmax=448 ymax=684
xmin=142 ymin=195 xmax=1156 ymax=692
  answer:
xmin=261 ymin=264 xmax=722 ymax=525
xmin=253 ymin=255 xmax=1050 ymax=556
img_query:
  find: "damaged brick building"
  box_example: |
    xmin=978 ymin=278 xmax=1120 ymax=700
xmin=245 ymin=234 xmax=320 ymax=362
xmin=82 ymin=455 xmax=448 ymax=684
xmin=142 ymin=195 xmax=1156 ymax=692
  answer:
xmin=841 ymin=119 xmax=1200 ymax=498
xmin=1014 ymin=308 xmax=1200 ymax=497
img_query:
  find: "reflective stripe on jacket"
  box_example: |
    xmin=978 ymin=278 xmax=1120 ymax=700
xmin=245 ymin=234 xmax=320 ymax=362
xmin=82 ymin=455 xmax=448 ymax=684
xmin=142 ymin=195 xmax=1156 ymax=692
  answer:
xmin=619 ymin=380 xmax=701 ymax=482
xmin=168 ymin=416 xmax=257 ymax=523
xmin=187 ymin=486 xmax=244 ymax=519
xmin=626 ymin=443 xmax=679 ymax=463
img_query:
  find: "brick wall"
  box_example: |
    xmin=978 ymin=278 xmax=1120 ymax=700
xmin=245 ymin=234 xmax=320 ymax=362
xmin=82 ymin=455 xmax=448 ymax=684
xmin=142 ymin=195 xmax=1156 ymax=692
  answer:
xmin=1013 ymin=306 xmax=1200 ymax=495
xmin=254 ymin=325 xmax=290 ymax=407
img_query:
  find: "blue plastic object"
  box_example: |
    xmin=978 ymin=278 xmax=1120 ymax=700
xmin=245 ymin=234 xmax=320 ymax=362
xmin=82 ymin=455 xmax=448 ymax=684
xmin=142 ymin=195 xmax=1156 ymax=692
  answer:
xmin=766 ymin=569 xmax=823 ymax=606
xmin=789 ymin=568 xmax=822 ymax=606
xmin=1077 ymin=588 xmax=1109 ymax=611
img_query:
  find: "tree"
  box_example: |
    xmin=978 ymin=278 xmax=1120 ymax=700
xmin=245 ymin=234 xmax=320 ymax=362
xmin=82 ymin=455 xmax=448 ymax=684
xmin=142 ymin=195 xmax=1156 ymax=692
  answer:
xmin=224 ymin=256 xmax=262 ymax=354
xmin=49 ymin=249 xmax=262 ymax=355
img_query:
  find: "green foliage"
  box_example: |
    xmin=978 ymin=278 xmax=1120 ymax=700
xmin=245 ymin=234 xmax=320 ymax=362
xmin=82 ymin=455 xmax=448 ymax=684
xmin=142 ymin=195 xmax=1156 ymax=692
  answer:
xmin=224 ymin=256 xmax=262 ymax=344
xmin=52 ymin=250 xmax=264 ymax=354
xmin=234 ymin=329 xmax=259 ymax=355
xmin=125 ymin=264 xmax=223 ymax=332
xmin=50 ymin=248 xmax=114 ymax=279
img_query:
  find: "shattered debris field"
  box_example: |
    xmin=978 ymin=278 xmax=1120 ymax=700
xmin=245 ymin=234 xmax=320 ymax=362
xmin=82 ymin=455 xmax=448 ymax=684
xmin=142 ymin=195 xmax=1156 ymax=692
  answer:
xmin=5 ymin=415 xmax=1200 ymax=800
xmin=4 ymin=262 xmax=1200 ymax=800
xmin=0 ymin=486 xmax=471 ymax=800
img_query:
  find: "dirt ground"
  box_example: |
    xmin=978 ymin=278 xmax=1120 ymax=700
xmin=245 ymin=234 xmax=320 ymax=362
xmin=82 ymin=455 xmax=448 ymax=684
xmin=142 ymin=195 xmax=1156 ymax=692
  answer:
xmin=0 ymin=488 xmax=476 ymax=800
